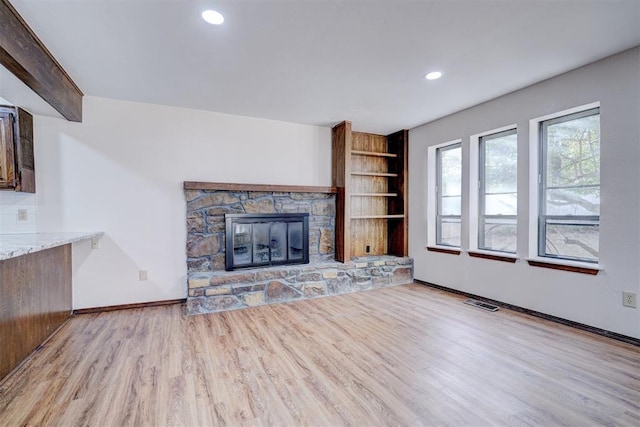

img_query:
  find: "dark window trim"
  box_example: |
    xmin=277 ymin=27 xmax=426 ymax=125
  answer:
xmin=527 ymin=259 xmax=600 ymax=275
xmin=427 ymin=246 xmax=461 ymax=255
xmin=468 ymin=251 xmax=518 ymax=263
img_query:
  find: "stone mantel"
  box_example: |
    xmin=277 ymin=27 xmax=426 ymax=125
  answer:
xmin=184 ymin=181 xmax=336 ymax=194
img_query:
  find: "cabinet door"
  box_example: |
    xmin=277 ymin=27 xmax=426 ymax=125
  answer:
xmin=15 ymin=108 xmax=35 ymax=193
xmin=0 ymin=109 xmax=16 ymax=189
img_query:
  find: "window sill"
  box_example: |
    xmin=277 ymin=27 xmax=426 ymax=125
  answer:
xmin=468 ymin=250 xmax=518 ymax=263
xmin=526 ymin=257 xmax=602 ymax=275
xmin=426 ymin=246 xmax=461 ymax=255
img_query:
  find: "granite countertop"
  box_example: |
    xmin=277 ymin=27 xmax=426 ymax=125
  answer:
xmin=0 ymin=232 xmax=104 ymax=261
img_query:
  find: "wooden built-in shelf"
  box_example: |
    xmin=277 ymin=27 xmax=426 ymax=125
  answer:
xmin=332 ymin=121 xmax=408 ymax=262
xmin=351 ymin=150 xmax=398 ymax=158
xmin=351 ymin=172 xmax=399 ymax=177
xmin=351 ymin=214 xmax=405 ymax=220
xmin=351 ymin=193 xmax=398 ymax=197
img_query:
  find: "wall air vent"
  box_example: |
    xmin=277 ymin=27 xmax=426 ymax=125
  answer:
xmin=464 ymin=299 xmax=499 ymax=312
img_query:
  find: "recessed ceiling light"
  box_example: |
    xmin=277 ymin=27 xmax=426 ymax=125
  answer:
xmin=202 ymin=10 xmax=224 ymax=25
xmin=425 ymin=71 xmax=443 ymax=80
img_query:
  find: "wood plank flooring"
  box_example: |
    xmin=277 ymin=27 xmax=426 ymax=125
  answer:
xmin=1 ymin=283 xmax=639 ymax=426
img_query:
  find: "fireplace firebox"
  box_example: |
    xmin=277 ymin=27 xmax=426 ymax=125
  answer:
xmin=225 ymin=213 xmax=309 ymax=271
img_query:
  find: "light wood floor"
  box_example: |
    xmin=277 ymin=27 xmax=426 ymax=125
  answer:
xmin=1 ymin=283 xmax=639 ymax=426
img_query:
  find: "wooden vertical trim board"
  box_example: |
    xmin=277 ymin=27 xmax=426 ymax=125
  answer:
xmin=0 ymin=0 xmax=83 ymax=121
xmin=342 ymin=123 xmax=352 ymax=262
xmin=332 ymin=121 xmax=351 ymax=262
xmin=386 ymin=129 xmax=408 ymax=256
xmin=14 ymin=106 xmax=35 ymax=192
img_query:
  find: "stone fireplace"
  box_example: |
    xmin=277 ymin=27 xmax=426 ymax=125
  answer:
xmin=184 ymin=182 xmax=413 ymax=315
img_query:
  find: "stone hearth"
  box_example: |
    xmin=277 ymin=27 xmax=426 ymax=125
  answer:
xmin=187 ymin=256 xmax=413 ymax=315
xmin=184 ymin=182 xmax=414 ymax=315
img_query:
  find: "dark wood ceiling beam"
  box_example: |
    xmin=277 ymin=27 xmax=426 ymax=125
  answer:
xmin=0 ymin=0 xmax=83 ymax=122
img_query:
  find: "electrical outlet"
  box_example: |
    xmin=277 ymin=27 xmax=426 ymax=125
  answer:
xmin=623 ymin=292 xmax=636 ymax=308
xmin=139 ymin=270 xmax=148 ymax=281
xmin=91 ymin=237 xmax=100 ymax=249
xmin=366 ymin=244 xmax=371 ymax=253
xmin=17 ymin=209 xmax=28 ymax=221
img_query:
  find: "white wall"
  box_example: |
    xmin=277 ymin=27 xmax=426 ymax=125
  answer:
xmin=33 ymin=97 xmax=331 ymax=309
xmin=409 ymin=48 xmax=640 ymax=338
xmin=0 ymin=191 xmax=36 ymax=233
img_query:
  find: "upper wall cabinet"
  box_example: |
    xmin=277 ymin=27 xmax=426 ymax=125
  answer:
xmin=0 ymin=106 xmax=35 ymax=193
xmin=332 ymin=121 xmax=408 ymax=262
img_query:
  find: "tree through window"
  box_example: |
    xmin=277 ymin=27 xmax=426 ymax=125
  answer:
xmin=539 ymin=108 xmax=600 ymax=262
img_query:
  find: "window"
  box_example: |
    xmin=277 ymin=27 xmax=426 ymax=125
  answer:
xmin=436 ymin=143 xmax=462 ymax=246
xmin=539 ymin=107 xmax=600 ymax=262
xmin=479 ymin=129 xmax=517 ymax=253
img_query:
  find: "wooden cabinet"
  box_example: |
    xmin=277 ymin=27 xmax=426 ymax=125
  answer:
xmin=0 ymin=106 xmax=35 ymax=193
xmin=332 ymin=121 xmax=408 ymax=262
xmin=0 ymin=245 xmax=72 ymax=380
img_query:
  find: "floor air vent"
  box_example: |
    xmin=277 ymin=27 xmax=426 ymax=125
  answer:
xmin=464 ymin=299 xmax=499 ymax=312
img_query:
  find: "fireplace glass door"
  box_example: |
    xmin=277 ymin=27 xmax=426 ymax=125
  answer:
xmin=232 ymin=223 xmax=252 ymax=267
xmin=225 ymin=213 xmax=309 ymax=270
xmin=288 ymin=222 xmax=304 ymax=260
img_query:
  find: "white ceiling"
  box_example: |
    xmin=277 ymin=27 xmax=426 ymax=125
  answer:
xmin=5 ymin=0 xmax=640 ymax=134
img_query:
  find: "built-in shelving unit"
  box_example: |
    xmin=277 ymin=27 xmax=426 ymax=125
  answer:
xmin=332 ymin=121 xmax=408 ymax=262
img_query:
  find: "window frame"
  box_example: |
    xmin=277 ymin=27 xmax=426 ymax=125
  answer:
xmin=435 ymin=142 xmax=462 ymax=247
xmin=537 ymin=106 xmax=600 ymax=263
xmin=478 ymin=128 xmax=518 ymax=253
xmin=427 ymin=139 xmax=462 ymax=251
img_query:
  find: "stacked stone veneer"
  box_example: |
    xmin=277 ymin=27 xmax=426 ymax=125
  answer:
xmin=185 ymin=187 xmax=414 ymax=315
xmin=187 ymin=256 xmax=414 ymax=315
xmin=186 ymin=189 xmax=336 ymax=273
